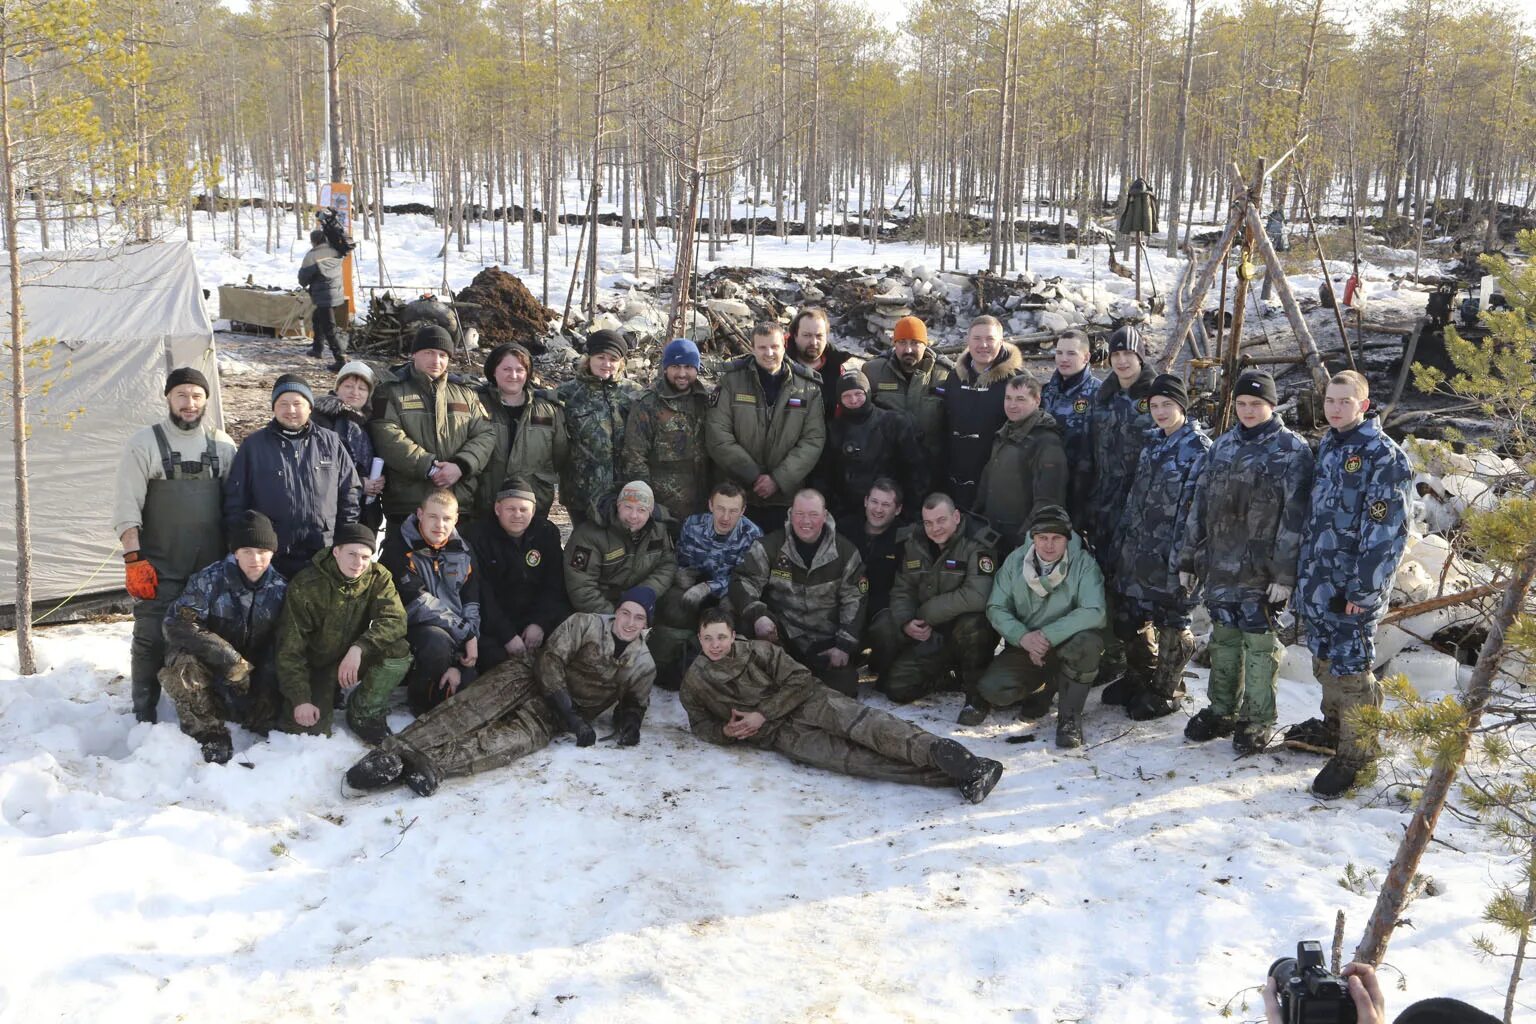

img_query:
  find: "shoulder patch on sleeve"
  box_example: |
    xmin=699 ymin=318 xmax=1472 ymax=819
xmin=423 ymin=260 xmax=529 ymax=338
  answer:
xmin=978 ymin=555 xmax=995 ymax=575
xmin=569 ymin=547 xmax=591 ymax=570
xmin=1368 ymin=499 xmax=1389 ymax=523
xmin=857 ymin=576 xmax=869 ymax=594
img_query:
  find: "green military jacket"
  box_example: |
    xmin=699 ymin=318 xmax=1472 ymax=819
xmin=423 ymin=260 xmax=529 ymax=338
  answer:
xmin=563 ymin=502 xmax=677 ymax=614
xmin=704 ymin=356 xmax=825 ymax=507
xmin=275 ymin=548 xmax=409 ymax=730
xmin=473 ymin=384 xmax=567 ymax=517
xmin=861 ymin=349 xmax=951 ymax=468
xmin=370 ymin=367 xmax=497 ymax=516
xmin=537 ymin=611 xmax=655 ymax=722
xmin=680 ymin=639 xmax=820 ymax=745
xmin=889 ymin=519 xmax=999 ymax=627
xmin=974 ymin=410 xmax=1070 ymax=548
xmin=621 ymin=377 xmax=713 ymax=521
xmin=731 ymin=520 xmax=867 ymax=653
xmin=556 ymin=362 xmax=640 ymax=521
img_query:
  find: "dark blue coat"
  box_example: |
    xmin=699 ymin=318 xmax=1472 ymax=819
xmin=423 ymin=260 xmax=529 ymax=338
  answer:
xmin=223 ymin=420 xmax=362 ymax=580
xmin=163 ymin=554 xmax=288 ymax=673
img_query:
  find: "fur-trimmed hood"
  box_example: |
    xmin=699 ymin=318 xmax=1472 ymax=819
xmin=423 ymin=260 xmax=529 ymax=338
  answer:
xmin=954 ymin=342 xmax=1024 ymax=388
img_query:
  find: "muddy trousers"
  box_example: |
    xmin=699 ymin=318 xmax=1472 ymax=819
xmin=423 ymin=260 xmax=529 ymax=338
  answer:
xmin=879 ymin=613 xmax=997 ymax=704
xmin=383 ymin=659 xmax=558 ymax=777
xmin=762 ymin=690 xmax=950 ymax=786
xmin=1311 ymin=656 xmax=1383 ymax=764
xmin=158 ymin=650 xmax=277 ymax=738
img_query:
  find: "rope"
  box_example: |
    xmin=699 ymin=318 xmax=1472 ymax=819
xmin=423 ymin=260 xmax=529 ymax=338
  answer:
xmin=2 ymin=548 xmax=121 ymax=635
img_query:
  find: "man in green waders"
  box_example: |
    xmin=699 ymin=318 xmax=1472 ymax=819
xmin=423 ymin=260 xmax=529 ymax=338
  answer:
xmin=113 ymin=368 xmax=237 ymax=723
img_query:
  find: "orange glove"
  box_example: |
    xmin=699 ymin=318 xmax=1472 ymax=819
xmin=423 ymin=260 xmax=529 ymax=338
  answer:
xmin=124 ymin=552 xmax=158 ymax=600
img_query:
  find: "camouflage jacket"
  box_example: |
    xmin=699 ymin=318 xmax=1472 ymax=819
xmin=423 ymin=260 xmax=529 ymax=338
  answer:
xmin=1041 ymin=367 xmax=1103 ymax=513
xmin=537 ymin=611 xmax=655 ymax=722
xmin=731 ymin=520 xmax=867 ymax=654
xmin=1297 ymin=413 xmax=1413 ymax=620
xmin=1180 ymin=415 xmax=1314 ymax=603
xmin=563 ymin=498 xmax=676 ymax=614
xmin=370 ymin=366 xmax=497 ymax=516
xmin=675 ymin=512 xmax=763 ymax=599
xmin=680 ymin=639 xmax=821 ymax=745
xmin=163 ymin=555 xmax=288 ymax=673
xmin=1110 ymin=420 xmax=1212 ymax=602
xmin=1079 ymin=366 xmax=1157 ymax=543
xmin=974 ymin=409 xmax=1069 ymax=550
xmin=890 ymin=518 xmax=999 ymax=627
xmin=556 ymin=361 xmax=640 ymax=520
xmin=621 ymin=376 xmax=713 ymax=521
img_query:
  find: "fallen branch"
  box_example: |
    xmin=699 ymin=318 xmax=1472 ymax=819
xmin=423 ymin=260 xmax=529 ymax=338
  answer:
xmin=1380 ymin=584 xmax=1500 ymax=626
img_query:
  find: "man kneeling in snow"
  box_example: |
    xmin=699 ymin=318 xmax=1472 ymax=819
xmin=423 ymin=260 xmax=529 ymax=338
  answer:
xmin=159 ymin=511 xmax=287 ymax=764
xmin=343 ymin=587 xmax=658 ymax=797
xmin=680 ymin=609 xmax=1004 ymax=803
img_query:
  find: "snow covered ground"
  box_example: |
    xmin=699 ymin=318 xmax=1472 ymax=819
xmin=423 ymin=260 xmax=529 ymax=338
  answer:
xmin=0 ymin=620 xmax=1517 ymax=1022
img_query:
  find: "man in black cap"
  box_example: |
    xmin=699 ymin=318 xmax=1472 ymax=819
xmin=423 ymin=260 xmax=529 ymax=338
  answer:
xmin=818 ymin=369 xmax=926 ymax=521
xmin=1102 ymin=373 xmax=1212 ymax=719
xmin=114 ymin=367 xmax=236 ymax=722
xmin=1180 ymin=370 xmax=1313 ymax=754
xmin=342 ymin=587 xmax=657 ymax=798
xmin=159 ymin=511 xmax=288 ymax=763
xmin=462 ymin=477 xmax=569 ymax=672
xmin=224 ymin=373 xmax=362 ymax=580
xmin=370 ymin=323 xmax=496 ymax=540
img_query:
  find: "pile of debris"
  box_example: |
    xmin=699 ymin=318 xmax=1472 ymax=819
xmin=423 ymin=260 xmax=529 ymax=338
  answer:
xmin=454 ymin=266 xmax=559 ymax=354
xmin=351 ymin=291 xmax=464 ymax=357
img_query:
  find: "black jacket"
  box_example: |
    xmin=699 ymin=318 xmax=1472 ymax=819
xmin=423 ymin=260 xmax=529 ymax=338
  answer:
xmin=820 ymin=404 xmax=927 ymax=520
xmin=937 ymin=343 xmax=1026 ymax=509
xmin=462 ymin=515 xmax=569 ymax=645
xmin=837 ymin=518 xmax=909 ymax=618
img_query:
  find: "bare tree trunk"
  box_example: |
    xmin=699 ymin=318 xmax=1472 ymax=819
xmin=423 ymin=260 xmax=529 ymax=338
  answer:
xmin=1165 ymin=0 xmax=1197 ymax=257
xmin=987 ymin=0 xmax=1014 ymax=274
xmin=1356 ymin=543 xmax=1536 ymax=965
xmin=1503 ymin=839 xmax=1536 ymax=1024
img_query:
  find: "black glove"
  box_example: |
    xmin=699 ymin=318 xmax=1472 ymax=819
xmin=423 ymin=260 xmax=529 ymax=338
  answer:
xmin=613 ymin=704 xmax=644 ymax=747
xmin=548 ymin=689 xmax=595 ymax=747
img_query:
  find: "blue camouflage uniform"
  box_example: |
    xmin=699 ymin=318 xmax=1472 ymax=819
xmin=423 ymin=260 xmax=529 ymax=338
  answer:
xmin=1042 ymin=367 xmax=1102 ymax=519
xmin=1078 ymin=366 xmax=1156 ymax=558
xmin=1110 ymin=420 xmax=1212 ymax=629
xmin=675 ymin=512 xmax=765 ymax=602
xmin=1180 ymin=414 xmax=1313 ymax=729
xmin=1296 ymin=412 xmax=1413 ymax=764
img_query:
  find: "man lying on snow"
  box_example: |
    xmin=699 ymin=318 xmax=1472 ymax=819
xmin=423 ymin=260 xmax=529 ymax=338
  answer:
xmin=680 ymin=608 xmax=1004 ymax=803
xmin=342 ymin=587 xmax=658 ymax=798
xmin=159 ymin=510 xmax=287 ymax=764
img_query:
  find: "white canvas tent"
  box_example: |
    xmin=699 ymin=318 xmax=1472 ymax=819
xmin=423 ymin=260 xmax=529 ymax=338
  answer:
xmin=0 ymin=241 xmax=223 ymax=613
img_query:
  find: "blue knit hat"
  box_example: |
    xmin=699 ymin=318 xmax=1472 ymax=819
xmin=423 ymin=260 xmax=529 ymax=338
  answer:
xmin=617 ymin=585 xmax=657 ymax=622
xmin=271 ymin=373 xmax=314 ymax=408
xmin=662 ymin=338 xmax=701 ymax=370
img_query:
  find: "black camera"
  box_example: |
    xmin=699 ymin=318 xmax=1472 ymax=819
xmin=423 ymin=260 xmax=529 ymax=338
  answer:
xmin=1269 ymin=941 xmax=1357 ymax=1024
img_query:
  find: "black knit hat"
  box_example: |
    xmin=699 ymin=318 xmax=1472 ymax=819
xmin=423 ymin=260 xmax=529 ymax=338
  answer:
xmin=1029 ymin=504 xmax=1073 ymax=537
xmin=585 ymin=329 xmax=628 ymax=360
xmin=483 ymin=342 xmax=532 ymax=382
xmin=333 ymin=523 xmax=378 ymax=551
xmin=618 ymin=585 xmax=657 ymax=622
xmin=1107 ymin=324 xmax=1144 ymax=358
xmin=495 ymin=477 xmax=538 ymax=505
xmin=411 ymin=323 xmax=453 ymax=354
xmin=271 ymin=373 xmax=314 ymax=408
xmin=1394 ymin=998 xmax=1501 ymax=1024
xmin=1149 ymin=373 xmax=1189 ymax=410
xmin=839 ymin=370 xmax=871 ymax=396
xmin=165 ymin=367 xmax=210 ymax=396
xmin=1234 ymin=370 xmax=1279 ymax=406
xmin=228 ymin=510 xmax=279 ymax=553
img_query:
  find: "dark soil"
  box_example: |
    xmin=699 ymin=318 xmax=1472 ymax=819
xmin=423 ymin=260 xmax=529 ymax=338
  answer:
xmin=455 ymin=266 xmax=557 ymax=354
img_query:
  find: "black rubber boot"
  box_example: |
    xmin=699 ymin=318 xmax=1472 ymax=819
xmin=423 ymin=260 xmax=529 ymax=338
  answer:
xmin=1016 ymin=686 xmax=1055 ymax=720
xmin=345 ymin=749 xmax=404 ymax=792
xmin=1184 ymin=707 xmax=1236 ymax=742
xmin=347 ymin=708 xmax=392 ymax=746
xmin=1127 ymin=691 xmax=1181 ymax=721
xmin=1232 ymin=720 xmax=1273 ymax=756
xmin=956 ymin=702 xmax=991 ymax=727
xmin=398 ymin=747 xmax=443 ymax=797
xmin=960 ymin=759 xmax=1004 ymax=803
xmin=197 ymin=730 xmax=233 ymax=765
xmin=1312 ymin=756 xmax=1363 ymax=799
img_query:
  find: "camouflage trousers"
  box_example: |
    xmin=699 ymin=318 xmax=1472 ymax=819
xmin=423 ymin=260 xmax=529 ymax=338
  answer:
xmin=1112 ymin=591 xmax=1196 ymax=690
xmin=1311 ymin=655 xmax=1383 ymax=764
xmin=879 ymin=612 xmax=997 ymax=704
xmin=1300 ymin=612 xmax=1378 ymax=676
xmin=975 ymin=631 xmax=1103 ymax=708
xmin=158 ymin=650 xmax=278 ymax=738
xmin=758 ymin=689 xmax=949 ymax=786
xmin=383 ymin=655 xmax=560 ymax=777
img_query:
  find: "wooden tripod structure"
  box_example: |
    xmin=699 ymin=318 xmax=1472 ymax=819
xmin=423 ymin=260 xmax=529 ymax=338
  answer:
xmin=1155 ymin=157 xmax=1333 ymax=408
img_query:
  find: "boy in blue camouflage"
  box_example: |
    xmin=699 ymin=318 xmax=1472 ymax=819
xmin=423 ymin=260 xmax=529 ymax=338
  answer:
xmin=1291 ymin=371 xmax=1413 ymax=798
xmin=1104 ymin=374 xmax=1212 ymax=721
xmin=1040 ymin=329 xmax=1101 ymax=520
xmin=1179 ymin=371 xmax=1314 ymax=754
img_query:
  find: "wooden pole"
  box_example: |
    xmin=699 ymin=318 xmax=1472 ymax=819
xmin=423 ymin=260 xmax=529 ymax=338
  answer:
xmin=1243 ymin=203 xmax=1332 ymax=392
xmin=1157 ymin=207 xmax=1241 ymax=371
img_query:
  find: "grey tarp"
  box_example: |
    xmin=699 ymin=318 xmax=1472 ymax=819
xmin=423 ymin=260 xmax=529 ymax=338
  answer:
xmin=0 ymin=241 xmax=222 ymax=606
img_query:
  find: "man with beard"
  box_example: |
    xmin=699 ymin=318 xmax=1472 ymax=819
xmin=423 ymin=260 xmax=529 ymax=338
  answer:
xmin=622 ymin=338 xmax=713 ymax=522
xmin=343 ymin=589 xmax=658 ymax=799
xmin=705 ymin=321 xmax=826 ymax=528
xmin=937 ymin=316 xmax=1025 ymax=510
xmin=788 ymin=307 xmax=853 ymax=420
xmin=862 ymin=315 xmax=950 ymax=475
xmin=224 ymin=374 xmax=362 ymax=580
xmin=114 ymin=367 xmax=236 ymax=722
xmin=682 ymin=608 xmax=1004 ymax=803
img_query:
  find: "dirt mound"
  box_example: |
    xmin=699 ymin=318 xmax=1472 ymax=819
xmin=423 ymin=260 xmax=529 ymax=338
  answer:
xmin=455 ymin=266 xmax=556 ymax=354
